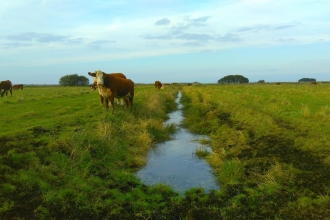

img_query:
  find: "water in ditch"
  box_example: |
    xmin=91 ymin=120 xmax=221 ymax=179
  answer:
xmin=136 ymin=91 xmax=219 ymax=195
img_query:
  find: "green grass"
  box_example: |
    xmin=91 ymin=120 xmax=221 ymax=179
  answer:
xmin=1 ymin=83 xmax=330 ymax=219
xmin=180 ymin=82 xmax=330 ymax=219
xmin=0 ymin=85 xmax=185 ymax=219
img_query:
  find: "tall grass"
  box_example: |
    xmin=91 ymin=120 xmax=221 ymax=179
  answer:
xmin=0 ymin=85 xmax=185 ymax=219
xmin=2 ymin=83 xmax=330 ymax=219
xmin=180 ymin=83 xmax=330 ymax=219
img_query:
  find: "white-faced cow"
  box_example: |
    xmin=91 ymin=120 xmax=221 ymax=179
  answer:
xmin=155 ymin=80 xmax=162 ymax=89
xmin=88 ymin=71 xmax=128 ymax=106
xmin=88 ymin=70 xmax=134 ymax=109
xmin=0 ymin=80 xmax=13 ymax=97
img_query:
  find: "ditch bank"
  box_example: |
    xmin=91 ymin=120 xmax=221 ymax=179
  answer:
xmin=136 ymin=91 xmax=219 ymax=195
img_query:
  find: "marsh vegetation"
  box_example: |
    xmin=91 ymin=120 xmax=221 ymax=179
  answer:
xmin=1 ymin=83 xmax=329 ymax=219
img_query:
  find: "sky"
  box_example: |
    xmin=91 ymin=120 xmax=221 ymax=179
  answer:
xmin=0 ymin=0 xmax=329 ymax=84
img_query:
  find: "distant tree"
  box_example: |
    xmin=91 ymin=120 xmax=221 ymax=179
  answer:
xmin=298 ymin=78 xmax=316 ymax=82
xmin=59 ymin=74 xmax=89 ymax=86
xmin=218 ymin=75 xmax=249 ymax=84
xmin=257 ymin=80 xmax=265 ymax=83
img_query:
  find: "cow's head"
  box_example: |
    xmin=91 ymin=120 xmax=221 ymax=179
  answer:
xmin=88 ymin=70 xmax=106 ymax=86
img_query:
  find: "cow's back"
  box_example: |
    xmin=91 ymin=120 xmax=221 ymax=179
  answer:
xmin=110 ymin=73 xmax=126 ymax=79
xmin=105 ymin=75 xmax=134 ymax=96
xmin=0 ymin=80 xmax=12 ymax=89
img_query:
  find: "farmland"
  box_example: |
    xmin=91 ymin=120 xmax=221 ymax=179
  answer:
xmin=1 ymin=83 xmax=330 ymax=219
xmin=181 ymin=83 xmax=330 ymax=219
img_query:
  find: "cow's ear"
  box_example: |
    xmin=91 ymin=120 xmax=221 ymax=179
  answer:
xmin=88 ymin=72 xmax=96 ymax=77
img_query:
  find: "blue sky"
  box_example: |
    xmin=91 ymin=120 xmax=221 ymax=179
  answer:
xmin=0 ymin=0 xmax=329 ymax=84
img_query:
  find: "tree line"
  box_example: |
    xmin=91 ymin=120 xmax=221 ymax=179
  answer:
xmin=59 ymin=74 xmax=317 ymax=86
xmin=59 ymin=74 xmax=89 ymax=86
xmin=218 ymin=75 xmax=249 ymax=84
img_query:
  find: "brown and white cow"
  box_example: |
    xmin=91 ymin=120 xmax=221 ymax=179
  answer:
xmin=13 ymin=84 xmax=24 ymax=90
xmin=88 ymin=70 xmax=134 ymax=109
xmin=0 ymin=80 xmax=13 ymax=97
xmin=89 ymin=71 xmax=127 ymax=106
xmin=155 ymin=80 xmax=162 ymax=89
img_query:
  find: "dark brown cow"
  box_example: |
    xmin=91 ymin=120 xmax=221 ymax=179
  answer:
xmin=155 ymin=80 xmax=162 ymax=89
xmin=276 ymin=83 xmax=281 ymax=85
xmin=88 ymin=70 xmax=134 ymax=109
xmin=311 ymin=81 xmax=317 ymax=85
xmin=13 ymin=84 xmax=24 ymax=90
xmin=187 ymin=83 xmax=192 ymax=86
xmin=0 ymin=80 xmax=13 ymax=97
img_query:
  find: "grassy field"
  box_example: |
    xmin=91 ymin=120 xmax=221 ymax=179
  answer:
xmin=181 ymin=82 xmax=330 ymax=219
xmin=0 ymin=85 xmax=181 ymax=219
xmin=1 ymin=83 xmax=330 ymax=219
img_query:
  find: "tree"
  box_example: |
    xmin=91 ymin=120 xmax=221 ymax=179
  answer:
xmin=218 ymin=75 xmax=249 ymax=84
xmin=257 ymin=80 xmax=265 ymax=83
xmin=298 ymin=78 xmax=316 ymax=82
xmin=59 ymin=74 xmax=89 ymax=86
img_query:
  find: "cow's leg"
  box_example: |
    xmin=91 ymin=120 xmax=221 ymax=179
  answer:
xmin=109 ymin=94 xmax=115 ymax=109
xmin=123 ymin=98 xmax=129 ymax=107
xmin=105 ymin=97 xmax=109 ymax=109
xmin=9 ymin=88 xmax=12 ymax=96
xmin=100 ymin=95 xmax=104 ymax=105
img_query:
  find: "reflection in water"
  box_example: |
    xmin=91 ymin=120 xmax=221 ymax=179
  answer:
xmin=136 ymin=92 xmax=219 ymax=195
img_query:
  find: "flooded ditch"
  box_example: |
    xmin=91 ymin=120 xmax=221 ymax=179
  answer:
xmin=136 ymin=91 xmax=219 ymax=195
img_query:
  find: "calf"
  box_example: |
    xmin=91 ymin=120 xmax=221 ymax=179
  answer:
xmin=90 ymin=82 xmax=97 ymax=90
xmin=88 ymin=71 xmax=134 ymax=109
xmin=0 ymin=80 xmax=13 ymax=97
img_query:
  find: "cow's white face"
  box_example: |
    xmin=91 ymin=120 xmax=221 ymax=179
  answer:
xmin=95 ymin=70 xmax=105 ymax=86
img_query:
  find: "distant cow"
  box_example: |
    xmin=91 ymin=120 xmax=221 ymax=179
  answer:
xmin=155 ymin=80 xmax=162 ymax=89
xmin=311 ymin=82 xmax=317 ymax=85
xmin=276 ymin=83 xmax=281 ymax=85
xmin=187 ymin=83 xmax=192 ymax=86
xmin=0 ymin=80 xmax=13 ymax=97
xmin=88 ymin=70 xmax=134 ymax=109
xmin=13 ymin=84 xmax=24 ymax=90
